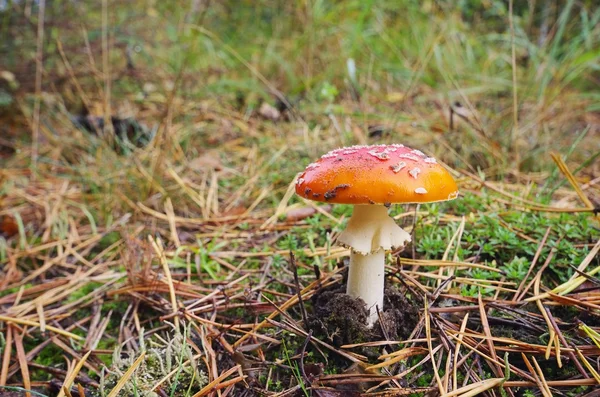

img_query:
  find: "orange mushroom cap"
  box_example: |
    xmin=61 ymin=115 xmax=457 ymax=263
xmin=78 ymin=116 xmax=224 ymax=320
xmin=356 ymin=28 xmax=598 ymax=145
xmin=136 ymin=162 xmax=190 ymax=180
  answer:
xmin=295 ymin=144 xmax=459 ymax=205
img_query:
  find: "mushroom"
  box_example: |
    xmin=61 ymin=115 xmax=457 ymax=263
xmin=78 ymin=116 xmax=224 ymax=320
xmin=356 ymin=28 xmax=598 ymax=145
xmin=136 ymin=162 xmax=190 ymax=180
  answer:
xmin=295 ymin=144 xmax=459 ymax=326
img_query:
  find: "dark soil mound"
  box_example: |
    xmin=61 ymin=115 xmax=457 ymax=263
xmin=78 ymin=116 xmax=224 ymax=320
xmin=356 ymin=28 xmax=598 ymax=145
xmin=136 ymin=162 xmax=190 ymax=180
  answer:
xmin=308 ymin=283 xmax=419 ymax=357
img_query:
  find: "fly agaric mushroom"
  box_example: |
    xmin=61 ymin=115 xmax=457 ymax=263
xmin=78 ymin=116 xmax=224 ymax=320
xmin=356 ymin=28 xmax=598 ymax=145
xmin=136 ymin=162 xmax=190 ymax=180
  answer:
xmin=295 ymin=144 xmax=458 ymax=326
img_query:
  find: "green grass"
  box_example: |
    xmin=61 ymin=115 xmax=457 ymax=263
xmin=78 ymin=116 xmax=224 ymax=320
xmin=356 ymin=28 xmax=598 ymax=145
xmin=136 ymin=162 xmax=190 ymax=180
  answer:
xmin=281 ymin=337 xmax=310 ymax=397
xmin=3 ymin=2 xmax=599 ymax=173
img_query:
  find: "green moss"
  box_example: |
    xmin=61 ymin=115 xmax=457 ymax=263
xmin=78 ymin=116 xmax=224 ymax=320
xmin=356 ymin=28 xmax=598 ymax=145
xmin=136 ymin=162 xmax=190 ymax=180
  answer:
xmin=415 ymin=194 xmax=599 ymax=285
xmin=66 ymin=282 xmax=104 ymax=303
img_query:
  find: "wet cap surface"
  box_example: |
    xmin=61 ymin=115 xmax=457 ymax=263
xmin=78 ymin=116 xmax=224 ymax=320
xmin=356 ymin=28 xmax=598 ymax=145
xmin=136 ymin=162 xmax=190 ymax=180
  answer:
xmin=296 ymin=144 xmax=459 ymax=204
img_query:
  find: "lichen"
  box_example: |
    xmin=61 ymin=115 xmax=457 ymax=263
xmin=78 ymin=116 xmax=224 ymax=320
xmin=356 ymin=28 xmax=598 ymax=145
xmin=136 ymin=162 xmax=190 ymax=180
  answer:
xmin=99 ymin=324 xmax=207 ymax=396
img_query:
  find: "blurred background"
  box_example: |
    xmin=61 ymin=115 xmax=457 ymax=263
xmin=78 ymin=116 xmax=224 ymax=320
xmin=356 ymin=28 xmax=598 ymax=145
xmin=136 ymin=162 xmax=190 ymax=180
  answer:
xmin=0 ymin=0 xmax=599 ymax=200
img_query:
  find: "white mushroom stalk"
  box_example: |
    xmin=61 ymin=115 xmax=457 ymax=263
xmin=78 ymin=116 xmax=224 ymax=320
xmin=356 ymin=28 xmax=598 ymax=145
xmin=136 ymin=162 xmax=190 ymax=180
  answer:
xmin=337 ymin=205 xmax=411 ymax=326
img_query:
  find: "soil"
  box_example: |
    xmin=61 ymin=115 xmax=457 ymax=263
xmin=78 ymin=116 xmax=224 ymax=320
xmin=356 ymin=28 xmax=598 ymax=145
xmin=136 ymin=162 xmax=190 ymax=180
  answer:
xmin=308 ymin=281 xmax=419 ymax=357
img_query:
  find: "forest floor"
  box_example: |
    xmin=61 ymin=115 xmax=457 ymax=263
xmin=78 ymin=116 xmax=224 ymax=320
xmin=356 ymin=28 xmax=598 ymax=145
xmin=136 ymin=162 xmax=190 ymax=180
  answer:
xmin=1 ymin=1 xmax=600 ymax=396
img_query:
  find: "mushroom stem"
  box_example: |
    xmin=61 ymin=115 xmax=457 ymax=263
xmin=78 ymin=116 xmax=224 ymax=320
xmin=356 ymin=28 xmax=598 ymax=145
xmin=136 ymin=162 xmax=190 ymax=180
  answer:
xmin=347 ymin=249 xmax=385 ymax=326
xmin=338 ymin=205 xmax=411 ymax=256
xmin=338 ymin=205 xmax=411 ymax=327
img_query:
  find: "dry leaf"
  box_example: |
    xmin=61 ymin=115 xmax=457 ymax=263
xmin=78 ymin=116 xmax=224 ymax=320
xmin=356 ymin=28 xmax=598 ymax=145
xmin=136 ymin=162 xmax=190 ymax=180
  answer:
xmin=258 ymin=102 xmax=280 ymax=121
xmin=286 ymin=205 xmax=331 ymax=221
xmin=189 ymin=151 xmax=223 ymax=171
xmin=0 ymin=216 xmax=18 ymax=237
xmin=386 ymin=92 xmax=405 ymax=103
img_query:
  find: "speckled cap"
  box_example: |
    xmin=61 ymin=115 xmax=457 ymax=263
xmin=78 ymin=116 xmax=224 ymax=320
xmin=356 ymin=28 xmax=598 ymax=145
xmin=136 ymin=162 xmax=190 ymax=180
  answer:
xmin=295 ymin=144 xmax=459 ymax=204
